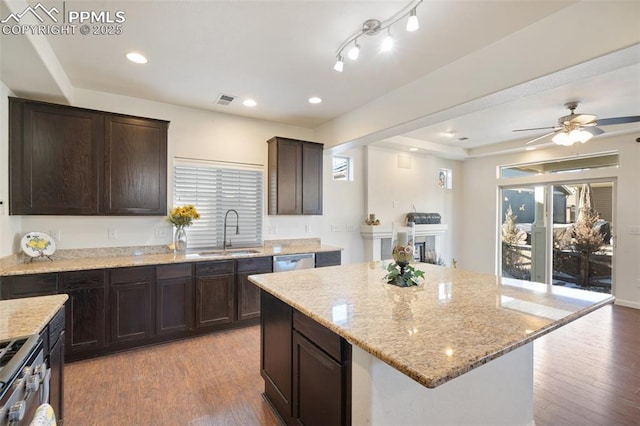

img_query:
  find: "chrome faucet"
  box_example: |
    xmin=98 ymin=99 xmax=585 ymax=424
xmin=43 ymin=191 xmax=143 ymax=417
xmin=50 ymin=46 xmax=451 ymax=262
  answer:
xmin=223 ymin=209 xmax=239 ymax=251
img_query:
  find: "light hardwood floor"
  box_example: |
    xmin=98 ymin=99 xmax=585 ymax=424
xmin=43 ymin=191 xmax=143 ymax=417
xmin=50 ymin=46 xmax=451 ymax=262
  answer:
xmin=64 ymin=304 xmax=640 ymax=425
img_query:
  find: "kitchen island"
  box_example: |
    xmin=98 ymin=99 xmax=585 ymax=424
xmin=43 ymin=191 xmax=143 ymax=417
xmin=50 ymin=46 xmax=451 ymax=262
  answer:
xmin=249 ymin=261 xmax=614 ymax=425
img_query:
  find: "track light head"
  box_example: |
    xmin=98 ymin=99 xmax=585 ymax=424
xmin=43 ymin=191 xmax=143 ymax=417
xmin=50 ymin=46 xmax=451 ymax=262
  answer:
xmin=333 ymin=55 xmax=344 ymax=72
xmin=380 ymin=28 xmax=393 ymax=52
xmin=406 ymin=8 xmax=419 ymax=31
xmin=347 ymin=41 xmax=360 ymax=60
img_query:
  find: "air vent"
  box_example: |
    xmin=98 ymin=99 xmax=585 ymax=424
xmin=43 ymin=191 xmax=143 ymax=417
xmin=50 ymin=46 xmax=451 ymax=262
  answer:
xmin=216 ymin=93 xmax=237 ymax=106
xmin=458 ymin=137 xmax=469 ymax=141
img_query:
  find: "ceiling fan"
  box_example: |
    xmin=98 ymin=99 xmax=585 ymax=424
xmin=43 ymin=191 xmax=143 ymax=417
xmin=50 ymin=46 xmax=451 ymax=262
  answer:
xmin=513 ymin=101 xmax=640 ymax=146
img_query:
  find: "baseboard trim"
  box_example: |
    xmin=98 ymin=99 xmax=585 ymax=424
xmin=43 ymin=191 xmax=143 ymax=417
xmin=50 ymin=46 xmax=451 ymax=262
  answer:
xmin=614 ymin=298 xmax=640 ymax=309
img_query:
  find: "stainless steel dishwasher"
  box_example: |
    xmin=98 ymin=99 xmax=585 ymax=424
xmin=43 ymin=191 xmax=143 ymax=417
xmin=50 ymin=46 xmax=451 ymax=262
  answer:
xmin=273 ymin=253 xmax=315 ymax=272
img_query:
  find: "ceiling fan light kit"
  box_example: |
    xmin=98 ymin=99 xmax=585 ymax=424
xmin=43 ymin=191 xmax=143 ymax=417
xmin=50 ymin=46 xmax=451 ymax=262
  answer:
xmin=333 ymin=0 xmax=423 ymax=72
xmin=515 ymin=101 xmax=640 ymax=147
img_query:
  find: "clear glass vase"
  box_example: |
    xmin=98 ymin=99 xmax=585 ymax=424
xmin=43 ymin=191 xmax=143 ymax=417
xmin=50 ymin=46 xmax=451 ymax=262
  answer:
xmin=174 ymin=226 xmax=187 ymax=254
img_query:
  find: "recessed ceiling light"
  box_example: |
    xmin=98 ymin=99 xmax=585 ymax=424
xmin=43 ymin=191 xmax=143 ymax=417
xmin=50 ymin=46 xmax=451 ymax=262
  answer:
xmin=409 ymin=147 xmax=419 ymax=151
xmin=243 ymin=99 xmax=257 ymax=107
xmin=308 ymin=97 xmax=322 ymax=104
xmin=126 ymin=52 xmax=148 ymax=64
xmin=442 ymin=130 xmax=456 ymax=138
xmin=525 ymin=146 xmax=536 ymax=151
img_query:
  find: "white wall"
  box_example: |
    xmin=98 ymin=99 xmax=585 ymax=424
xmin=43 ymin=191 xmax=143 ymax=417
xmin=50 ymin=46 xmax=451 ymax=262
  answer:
xmin=0 ymin=79 xmax=22 ymax=256
xmin=461 ymin=133 xmax=640 ymax=308
xmin=365 ymin=146 xmax=463 ymax=265
xmin=262 ymin=147 xmax=367 ymax=265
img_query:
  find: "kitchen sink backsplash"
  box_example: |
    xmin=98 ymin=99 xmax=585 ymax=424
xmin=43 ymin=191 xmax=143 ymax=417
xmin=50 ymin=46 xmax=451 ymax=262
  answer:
xmin=3 ymin=245 xmax=172 ymax=267
xmin=264 ymin=238 xmax=321 ymax=250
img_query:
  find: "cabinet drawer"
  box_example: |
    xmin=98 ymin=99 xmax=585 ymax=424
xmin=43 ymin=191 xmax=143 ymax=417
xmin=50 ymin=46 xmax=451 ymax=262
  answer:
xmin=110 ymin=266 xmax=154 ymax=284
xmin=237 ymin=257 xmax=272 ymax=273
xmin=196 ymin=261 xmax=235 ymax=277
xmin=1 ymin=274 xmax=58 ymax=299
xmin=62 ymin=270 xmax=105 ymax=289
xmin=293 ymin=310 xmax=343 ymax=363
xmin=315 ymin=251 xmax=341 ymax=268
xmin=157 ymin=263 xmax=192 ymax=280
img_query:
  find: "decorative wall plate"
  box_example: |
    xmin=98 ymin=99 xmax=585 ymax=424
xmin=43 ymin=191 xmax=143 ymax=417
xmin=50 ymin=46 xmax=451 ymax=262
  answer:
xmin=21 ymin=232 xmax=56 ymax=258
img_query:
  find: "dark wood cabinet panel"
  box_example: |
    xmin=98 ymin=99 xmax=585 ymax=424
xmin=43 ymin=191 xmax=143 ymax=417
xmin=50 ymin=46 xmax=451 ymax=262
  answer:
xmin=261 ymin=290 xmax=294 ymax=423
xmin=302 ymin=142 xmax=323 ymax=215
xmin=157 ymin=276 xmax=193 ymax=335
xmin=8 ymin=97 xmax=168 ymax=216
xmin=293 ymin=332 xmax=347 ymax=426
xmin=109 ymin=267 xmax=155 ymax=344
xmin=62 ymin=270 xmax=106 ymax=358
xmin=237 ymin=257 xmax=272 ymax=321
xmin=267 ymin=137 xmax=323 ymax=215
xmin=104 ymin=115 xmax=167 ymax=215
xmin=262 ymin=291 xmax=351 ymax=426
xmin=49 ymin=329 xmax=65 ymax=424
xmin=9 ymin=98 xmax=103 ymax=215
xmin=315 ymin=251 xmax=342 ymax=268
xmin=40 ymin=307 xmax=65 ymax=425
xmin=195 ymin=261 xmax=235 ymax=329
xmin=1 ymin=273 xmax=58 ymax=299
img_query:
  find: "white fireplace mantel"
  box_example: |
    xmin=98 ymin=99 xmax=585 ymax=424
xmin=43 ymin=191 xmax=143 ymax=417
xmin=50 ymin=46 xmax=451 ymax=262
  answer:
xmin=360 ymin=224 xmax=448 ymax=262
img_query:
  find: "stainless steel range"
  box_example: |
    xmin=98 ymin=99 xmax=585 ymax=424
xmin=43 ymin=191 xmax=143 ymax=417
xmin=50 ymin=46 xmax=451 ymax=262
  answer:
xmin=0 ymin=335 xmax=51 ymax=425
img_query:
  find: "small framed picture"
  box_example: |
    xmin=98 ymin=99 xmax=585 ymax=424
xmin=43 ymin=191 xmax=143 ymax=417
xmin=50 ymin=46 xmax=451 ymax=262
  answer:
xmin=439 ymin=168 xmax=452 ymax=189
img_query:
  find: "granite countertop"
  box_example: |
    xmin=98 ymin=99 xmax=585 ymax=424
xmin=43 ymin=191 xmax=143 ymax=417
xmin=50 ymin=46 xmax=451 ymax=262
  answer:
xmin=0 ymin=243 xmax=342 ymax=276
xmin=0 ymin=294 xmax=68 ymax=340
xmin=248 ymin=262 xmax=614 ymax=389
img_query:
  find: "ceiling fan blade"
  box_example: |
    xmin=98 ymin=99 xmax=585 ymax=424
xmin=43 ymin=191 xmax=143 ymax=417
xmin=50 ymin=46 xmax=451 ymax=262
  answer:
xmin=513 ymin=126 xmax=558 ymax=132
xmin=596 ymin=116 xmax=640 ymax=126
xmin=525 ymin=130 xmax=558 ymax=145
xmin=583 ymin=126 xmax=605 ymax=136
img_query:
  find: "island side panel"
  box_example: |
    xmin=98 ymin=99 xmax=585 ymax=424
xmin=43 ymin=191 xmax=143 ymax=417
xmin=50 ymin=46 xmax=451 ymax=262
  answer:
xmin=261 ymin=290 xmax=294 ymax=423
xmin=352 ymin=343 xmax=534 ymax=426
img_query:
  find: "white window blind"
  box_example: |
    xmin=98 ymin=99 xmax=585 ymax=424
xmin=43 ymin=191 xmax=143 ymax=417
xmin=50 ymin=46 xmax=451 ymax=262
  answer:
xmin=173 ymin=158 xmax=263 ymax=249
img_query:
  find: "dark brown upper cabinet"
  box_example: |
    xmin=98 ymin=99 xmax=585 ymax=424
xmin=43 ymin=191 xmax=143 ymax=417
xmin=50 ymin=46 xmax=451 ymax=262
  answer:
xmin=9 ymin=97 xmax=168 ymax=216
xmin=267 ymin=137 xmax=323 ymax=215
xmin=104 ymin=115 xmax=167 ymax=215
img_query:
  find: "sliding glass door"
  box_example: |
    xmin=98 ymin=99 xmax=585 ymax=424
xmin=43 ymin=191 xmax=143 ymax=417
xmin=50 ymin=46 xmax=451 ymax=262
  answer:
xmin=551 ymin=182 xmax=613 ymax=293
xmin=500 ymin=181 xmax=613 ymax=294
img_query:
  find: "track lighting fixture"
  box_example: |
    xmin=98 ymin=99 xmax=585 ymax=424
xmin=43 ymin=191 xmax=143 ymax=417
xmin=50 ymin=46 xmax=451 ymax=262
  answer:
xmin=333 ymin=0 xmax=423 ymax=72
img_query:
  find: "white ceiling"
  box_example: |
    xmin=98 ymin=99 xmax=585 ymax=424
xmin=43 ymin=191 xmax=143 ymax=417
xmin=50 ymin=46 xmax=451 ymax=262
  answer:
xmin=1 ymin=0 xmax=639 ymax=156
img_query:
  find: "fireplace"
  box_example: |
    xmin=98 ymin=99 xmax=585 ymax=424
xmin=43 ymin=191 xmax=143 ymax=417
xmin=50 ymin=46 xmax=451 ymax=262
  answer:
xmin=360 ymin=224 xmax=448 ymax=263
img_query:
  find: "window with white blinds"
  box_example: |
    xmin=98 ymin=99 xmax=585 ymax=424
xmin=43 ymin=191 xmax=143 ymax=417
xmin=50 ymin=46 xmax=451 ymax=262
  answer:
xmin=173 ymin=158 xmax=263 ymax=249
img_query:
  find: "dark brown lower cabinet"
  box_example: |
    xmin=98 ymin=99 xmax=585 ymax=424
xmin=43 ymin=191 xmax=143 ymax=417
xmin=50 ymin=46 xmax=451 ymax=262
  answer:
xmin=261 ymin=290 xmax=351 ymax=426
xmin=0 ymin=273 xmax=58 ymax=299
xmin=293 ymin=332 xmax=346 ymax=426
xmin=49 ymin=329 xmax=65 ymax=424
xmin=43 ymin=307 xmax=65 ymax=424
xmin=156 ymin=264 xmax=193 ymax=336
xmin=195 ymin=261 xmax=235 ymax=329
xmin=315 ymin=250 xmax=341 ymax=268
xmin=261 ymin=291 xmax=293 ymax=423
xmin=237 ymin=257 xmax=272 ymax=321
xmin=62 ymin=270 xmax=106 ymax=360
xmin=109 ymin=267 xmax=155 ymax=344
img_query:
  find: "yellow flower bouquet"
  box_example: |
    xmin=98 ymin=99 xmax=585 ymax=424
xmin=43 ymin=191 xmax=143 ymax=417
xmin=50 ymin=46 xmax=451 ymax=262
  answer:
xmin=167 ymin=205 xmax=200 ymax=228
